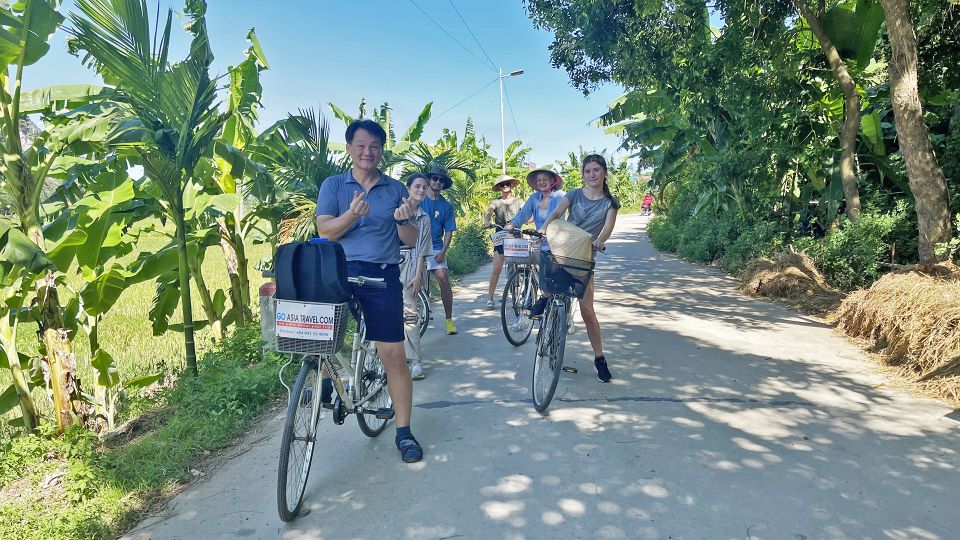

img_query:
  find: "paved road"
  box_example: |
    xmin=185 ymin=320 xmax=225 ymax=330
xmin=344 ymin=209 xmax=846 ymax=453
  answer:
xmin=127 ymin=214 xmax=960 ymax=540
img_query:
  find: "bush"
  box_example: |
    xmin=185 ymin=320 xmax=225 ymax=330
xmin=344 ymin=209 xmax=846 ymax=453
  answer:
xmin=648 ymin=210 xmax=784 ymax=274
xmin=447 ymin=219 xmax=490 ymax=277
xmin=794 ymin=204 xmax=909 ymax=290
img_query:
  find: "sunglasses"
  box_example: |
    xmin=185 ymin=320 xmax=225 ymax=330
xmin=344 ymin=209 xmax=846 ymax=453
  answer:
xmin=429 ymin=176 xmax=445 ymax=182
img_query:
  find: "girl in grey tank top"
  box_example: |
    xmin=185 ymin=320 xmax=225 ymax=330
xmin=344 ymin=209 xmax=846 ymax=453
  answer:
xmin=537 ymin=154 xmax=621 ymax=383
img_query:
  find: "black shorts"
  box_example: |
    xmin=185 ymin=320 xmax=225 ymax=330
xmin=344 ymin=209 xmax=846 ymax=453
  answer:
xmin=347 ymin=261 xmax=404 ymax=343
xmin=494 ymin=244 xmax=504 ymax=255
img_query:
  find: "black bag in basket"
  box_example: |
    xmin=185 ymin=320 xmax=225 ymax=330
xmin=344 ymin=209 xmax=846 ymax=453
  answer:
xmin=274 ymin=240 xmax=351 ymax=303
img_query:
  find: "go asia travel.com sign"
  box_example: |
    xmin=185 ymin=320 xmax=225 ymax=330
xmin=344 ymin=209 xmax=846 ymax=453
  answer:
xmin=275 ymin=301 xmax=337 ymax=341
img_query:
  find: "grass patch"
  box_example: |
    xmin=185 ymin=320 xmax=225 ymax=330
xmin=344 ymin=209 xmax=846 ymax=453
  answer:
xmin=0 ymin=325 xmax=286 ymax=540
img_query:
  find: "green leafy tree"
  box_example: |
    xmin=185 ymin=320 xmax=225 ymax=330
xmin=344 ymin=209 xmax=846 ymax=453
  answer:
xmin=68 ymin=0 xmax=227 ymax=375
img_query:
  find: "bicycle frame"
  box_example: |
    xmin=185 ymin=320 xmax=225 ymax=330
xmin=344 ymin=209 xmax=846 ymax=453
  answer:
xmin=278 ymin=313 xmax=387 ymax=420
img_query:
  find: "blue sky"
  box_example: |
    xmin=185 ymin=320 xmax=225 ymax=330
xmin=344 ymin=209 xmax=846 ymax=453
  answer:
xmin=32 ymin=0 xmax=627 ymax=167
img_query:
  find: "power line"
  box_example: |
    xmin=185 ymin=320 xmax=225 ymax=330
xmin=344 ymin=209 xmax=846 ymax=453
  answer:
xmin=406 ymin=0 xmax=498 ymax=73
xmin=503 ymin=83 xmax=522 ymax=142
xmin=434 ymin=77 xmax=499 ymax=119
xmin=447 ymin=0 xmax=497 ymax=71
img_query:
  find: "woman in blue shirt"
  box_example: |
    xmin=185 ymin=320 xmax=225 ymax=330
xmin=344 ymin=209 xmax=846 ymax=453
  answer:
xmin=505 ymin=168 xmax=565 ymax=239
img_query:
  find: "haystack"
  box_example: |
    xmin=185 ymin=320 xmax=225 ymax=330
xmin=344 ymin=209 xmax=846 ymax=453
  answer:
xmin=835 ymin=267 xmax=960 ymax=402
xmin=739 ymin=246 xmax=842 ymax=315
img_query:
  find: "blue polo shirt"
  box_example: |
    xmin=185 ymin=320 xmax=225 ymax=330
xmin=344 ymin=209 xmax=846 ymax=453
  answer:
xmin=316 ymin=170 xmax=408 ymax=264
xmin=420 ymin=194 xmax=457 ymax=252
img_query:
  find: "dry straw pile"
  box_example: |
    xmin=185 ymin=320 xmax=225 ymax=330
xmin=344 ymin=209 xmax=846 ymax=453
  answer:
xmin=835 ymin=266 xmax=960 ymax=403
xmin=739 ymin=246 xmax=843 ymax=315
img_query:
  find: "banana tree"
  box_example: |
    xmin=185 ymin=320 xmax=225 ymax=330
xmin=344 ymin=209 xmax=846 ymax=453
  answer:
xmin=68 ymin=0 xmax=227 ymax=376
xmin=0 ymin=224 xmax=47 ymax=432
xmin=791 ymin=0 xmax=886 ymax=221
xmin=0 ymin=0 xmax=118 ymax=432
xmin=207 ymin=28 xmax=269 ymax=329
xmin=42 ymin=161 xmax=162 ymax=427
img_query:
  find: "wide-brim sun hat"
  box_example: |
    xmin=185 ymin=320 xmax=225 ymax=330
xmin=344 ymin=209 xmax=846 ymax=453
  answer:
xmin=425 ymin=164 xmax=453 ymax=190
xmin=492 ymin=174 xmax=520 ymax=191
xmin=526 ymin=168 xmax=563 ymax=192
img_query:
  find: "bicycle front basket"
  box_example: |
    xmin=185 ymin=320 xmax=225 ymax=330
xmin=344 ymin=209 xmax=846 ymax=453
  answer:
xmin=504 ymin=237 xmax=542 ymax=265
xmin=274 ymin=299 xmax=350 ymax=355
xmin=539 ymin=252 xmax=595 ymax=299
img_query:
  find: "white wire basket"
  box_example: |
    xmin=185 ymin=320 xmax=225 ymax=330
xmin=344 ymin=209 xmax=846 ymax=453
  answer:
xmin=274 ymin=299 xmax=350 ymax=355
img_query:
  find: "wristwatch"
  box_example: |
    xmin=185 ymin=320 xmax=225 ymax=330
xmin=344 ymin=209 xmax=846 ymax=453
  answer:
xmin=395 ymin=219 xmax=410 ymax=225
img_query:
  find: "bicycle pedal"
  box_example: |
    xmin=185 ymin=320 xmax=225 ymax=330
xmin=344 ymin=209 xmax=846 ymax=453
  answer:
xmin=332 ymin=397 xmax=348 ymax=425
xmin=373 ymin=408 xmax=395 ymax=420
xmin=561 ymin=366 xmax=578 ymax=374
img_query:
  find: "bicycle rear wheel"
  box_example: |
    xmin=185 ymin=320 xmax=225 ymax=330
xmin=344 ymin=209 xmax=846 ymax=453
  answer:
xmin=277 ymin=357 xmax=321 ymax=521
xmin=531 ymin=301 xmax=566 ymax=413
xmin=416 ymin=290 xmax=430 ymax=337
xmin=356 ymin=342 xmax=392 ymax=437
xmin=501 ymin=269 xmax=535 ymax=346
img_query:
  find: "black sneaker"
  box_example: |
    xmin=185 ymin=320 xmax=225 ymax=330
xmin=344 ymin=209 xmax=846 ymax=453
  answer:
xmin=594 ymin=357 xmax=613 ymax=383
xmin=530 ymin=297 xmax=549 ymax=319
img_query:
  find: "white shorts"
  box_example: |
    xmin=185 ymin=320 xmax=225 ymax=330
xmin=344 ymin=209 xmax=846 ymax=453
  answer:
xmin=426 ymin=254 xmax=448 ymax=271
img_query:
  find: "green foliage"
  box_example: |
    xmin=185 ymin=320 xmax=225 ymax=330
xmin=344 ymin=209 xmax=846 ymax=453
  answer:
xmin=934 ymin=214 xmax=960 ymax=264
xmin=794 ymin=205 xmax=910 ymax=290
xmin=648 ymin=211 xmax=784 ymax=274
xmin=447 ymin=220 xmax=490 ymax=277
xmin=0 ymin=324 xmax=283 ymax=540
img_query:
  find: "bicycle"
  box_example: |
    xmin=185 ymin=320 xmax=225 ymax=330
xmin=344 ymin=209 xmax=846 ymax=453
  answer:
xmin=274 ymin=274 xmax=395 ymax=522
xmin=400 ymin=247 xmax=431 ymax=338
xmin=488 ymin=225 xmax=543 ymax=346
xmin=530 ymin=251 xmax=596 ymax=413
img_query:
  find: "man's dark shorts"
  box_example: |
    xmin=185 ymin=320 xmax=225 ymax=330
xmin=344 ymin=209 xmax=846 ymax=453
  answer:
xmin=493 ymin=245 xmax=504 ymax=255
xmin=348 ymin=261 xmax=404 ymax=343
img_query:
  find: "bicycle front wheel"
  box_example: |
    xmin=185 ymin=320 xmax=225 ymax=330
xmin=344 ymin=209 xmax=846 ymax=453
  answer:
xmin=416 ymin=290 xmax=430 ymax=337
xmin=531 ymin=302 xmax=566 ymax=413
xmin=501 ymin=269 xmax=535 ymax=346
xmin=356 ymin=343 xmax=393 ymax=437
xmin=277 ymin=357 xmax=321 ymax=522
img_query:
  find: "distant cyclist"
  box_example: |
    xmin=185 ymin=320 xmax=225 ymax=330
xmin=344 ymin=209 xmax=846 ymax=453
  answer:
xmin=641 ymin=192 xmax=654 ymax=216
xmin=315 ymin=119 xmax=424 ymax=463
xmin=541 ymin=154 xmax=620 ymax=383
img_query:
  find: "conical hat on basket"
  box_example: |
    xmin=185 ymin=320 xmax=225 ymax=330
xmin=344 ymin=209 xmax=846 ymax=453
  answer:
xmin=545 ymin=219 xmax=593 ymax=262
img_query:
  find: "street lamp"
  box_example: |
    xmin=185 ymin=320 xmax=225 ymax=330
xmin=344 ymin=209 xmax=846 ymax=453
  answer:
xmin=499 ymin=68 xmax=524 ymax=174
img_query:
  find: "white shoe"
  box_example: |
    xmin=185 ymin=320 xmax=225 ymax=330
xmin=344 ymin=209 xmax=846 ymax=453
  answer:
xmin=511 ymin=316 xmax=530 ymax=331
xmin=410 ymin=360 xmax=425 ymax=380
xmin=485 ymin=299 xmax=495 ymax=309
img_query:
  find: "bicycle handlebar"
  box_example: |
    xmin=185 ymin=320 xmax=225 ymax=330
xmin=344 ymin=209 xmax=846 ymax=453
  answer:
xmin=348 ymin=276 xmax=386 ymax=288
xmin=485 ymin=223 xmax=543 ymax=238
xmin=259 ymin=270 xmax=385 ymax=288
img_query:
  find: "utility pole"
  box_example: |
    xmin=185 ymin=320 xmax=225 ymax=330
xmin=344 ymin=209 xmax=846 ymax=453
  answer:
xmin=498 ymin=68 xmax=524 ymax=174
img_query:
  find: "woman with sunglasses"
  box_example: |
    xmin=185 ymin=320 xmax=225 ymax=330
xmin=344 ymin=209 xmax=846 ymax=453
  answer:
xmin=483 ymin=174 xmax=524 ymax=308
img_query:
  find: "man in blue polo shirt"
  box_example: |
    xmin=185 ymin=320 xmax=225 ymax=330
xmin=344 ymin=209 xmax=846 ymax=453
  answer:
xmin=316 ymin=119 xmax=424 ymax=463
xmin=421 ymin=165 xmax=458 ymax=335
